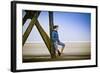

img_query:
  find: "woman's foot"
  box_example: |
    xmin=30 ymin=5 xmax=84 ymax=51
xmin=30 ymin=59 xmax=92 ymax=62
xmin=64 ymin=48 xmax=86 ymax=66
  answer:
xmin=58 ymin=50 xmax=61 ymax=56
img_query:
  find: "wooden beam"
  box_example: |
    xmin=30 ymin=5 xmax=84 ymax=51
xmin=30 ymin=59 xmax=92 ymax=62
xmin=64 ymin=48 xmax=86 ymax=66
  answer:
xmin=23 ymin=12 xmax=40 ymax=45
xmin=49 ymin=12 xmax=56 ymax=58
xmin=23 ymin=11 xmax=37 ymax=25
xmin=35 ymin=20 xmax=51 ymax=53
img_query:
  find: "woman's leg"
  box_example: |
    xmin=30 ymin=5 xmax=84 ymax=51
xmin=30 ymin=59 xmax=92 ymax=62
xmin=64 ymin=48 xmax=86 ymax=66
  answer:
xmin=54 ymin=41 xmax=61 ymax=56
xmin=58 ymin=41 xmax=65 ymax=54
xmin=54 ymin=42 xmax=58 ymax=56
xmin=58 ymin=41 xmax=65 ymax=49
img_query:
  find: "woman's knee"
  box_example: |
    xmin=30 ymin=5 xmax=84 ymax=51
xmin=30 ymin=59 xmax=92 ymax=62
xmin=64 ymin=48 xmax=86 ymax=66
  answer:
xmin=62 ymin=43 xmax=65 ymax=48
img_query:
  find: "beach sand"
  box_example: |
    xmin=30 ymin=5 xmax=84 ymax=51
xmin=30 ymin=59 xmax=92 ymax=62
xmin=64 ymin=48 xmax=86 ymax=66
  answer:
xmin=22 ymin=42 xmax=91 ymax=62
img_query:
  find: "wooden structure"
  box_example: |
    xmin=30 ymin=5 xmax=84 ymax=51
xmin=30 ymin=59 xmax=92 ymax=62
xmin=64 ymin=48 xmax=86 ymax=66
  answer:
xmin=23 ymin=10 xmax=56 ymax=58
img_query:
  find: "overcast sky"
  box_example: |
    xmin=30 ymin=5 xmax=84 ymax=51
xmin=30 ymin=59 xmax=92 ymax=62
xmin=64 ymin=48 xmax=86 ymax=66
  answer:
xmin=23 ymin=11 xmax=91 ymax=43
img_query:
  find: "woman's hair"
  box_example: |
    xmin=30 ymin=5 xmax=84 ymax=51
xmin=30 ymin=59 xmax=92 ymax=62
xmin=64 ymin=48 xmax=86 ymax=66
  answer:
xmin=53 ymin=25 xmax=58 ymax=29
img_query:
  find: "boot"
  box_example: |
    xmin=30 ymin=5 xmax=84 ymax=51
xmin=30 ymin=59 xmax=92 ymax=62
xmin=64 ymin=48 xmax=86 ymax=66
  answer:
xmin=58 ymin=50 xmax=61 ymax=56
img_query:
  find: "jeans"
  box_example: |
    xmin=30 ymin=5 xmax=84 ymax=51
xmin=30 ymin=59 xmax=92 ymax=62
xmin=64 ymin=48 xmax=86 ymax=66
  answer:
xmin=53 ymin=41 xmax=65 ymax=53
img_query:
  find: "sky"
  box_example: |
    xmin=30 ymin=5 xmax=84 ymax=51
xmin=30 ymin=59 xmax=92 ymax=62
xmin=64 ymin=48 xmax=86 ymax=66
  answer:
xmin=23 ymin=11 xmax=91 ymax=43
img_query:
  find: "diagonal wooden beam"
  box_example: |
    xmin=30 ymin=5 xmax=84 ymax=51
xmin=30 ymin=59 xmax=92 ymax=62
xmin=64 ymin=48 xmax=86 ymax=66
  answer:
xmin=23 ymin=11 xmax=37 ymax=25
xmin=23 ymin=12 xmax=41 ymax=45
xmin=35 ymin=20 xmax=51 ymax=53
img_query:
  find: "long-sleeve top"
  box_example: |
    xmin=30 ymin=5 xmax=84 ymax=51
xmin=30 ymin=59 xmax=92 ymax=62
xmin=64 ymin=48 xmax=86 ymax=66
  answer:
xmin=51 ymin=30 xmax=59 ymax=42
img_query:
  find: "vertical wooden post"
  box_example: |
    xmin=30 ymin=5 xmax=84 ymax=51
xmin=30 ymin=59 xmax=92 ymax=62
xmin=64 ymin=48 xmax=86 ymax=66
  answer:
xmin=49 ymin=11 xmax=56 ymax=58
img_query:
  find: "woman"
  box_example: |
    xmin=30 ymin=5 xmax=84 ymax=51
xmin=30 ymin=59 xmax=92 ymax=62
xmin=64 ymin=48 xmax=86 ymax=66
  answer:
xmin=52 ymin=25 xmax=65 ymax=56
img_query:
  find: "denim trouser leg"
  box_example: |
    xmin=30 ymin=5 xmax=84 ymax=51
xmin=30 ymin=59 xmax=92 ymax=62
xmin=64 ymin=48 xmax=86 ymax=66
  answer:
xmin=54 ymin=42 xmax=58 ymax=54
xmin=54 ymin=41 xmax=65 ymax=52
xmin=58 ymin=41 xmax=65 ymax=49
